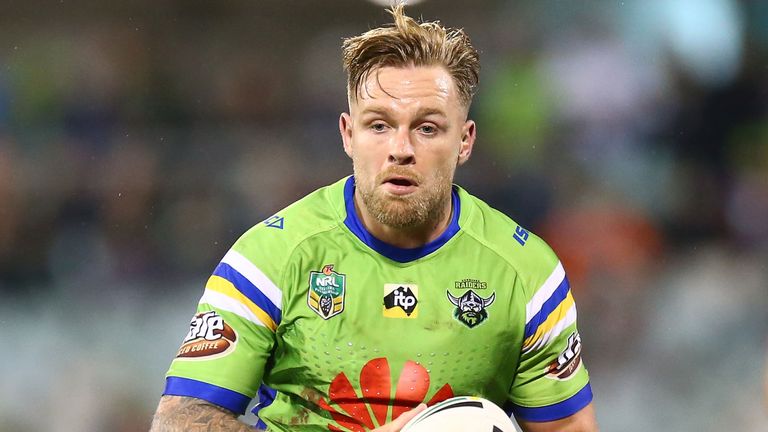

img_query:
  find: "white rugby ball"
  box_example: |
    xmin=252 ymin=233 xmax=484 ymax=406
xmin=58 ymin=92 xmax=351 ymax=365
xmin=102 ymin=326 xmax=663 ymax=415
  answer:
xmin=401 ymin=396 xmax=521 ymax=432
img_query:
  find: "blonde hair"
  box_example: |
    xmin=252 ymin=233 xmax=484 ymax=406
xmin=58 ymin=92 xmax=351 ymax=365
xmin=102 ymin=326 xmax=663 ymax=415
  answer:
xmin=341 ymin=4 xmax=480 ymax=107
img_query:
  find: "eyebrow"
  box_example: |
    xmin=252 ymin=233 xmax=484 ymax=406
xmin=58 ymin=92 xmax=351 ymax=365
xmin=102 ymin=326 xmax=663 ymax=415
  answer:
xmin=359 ymin=106 xmax=448 ymax=119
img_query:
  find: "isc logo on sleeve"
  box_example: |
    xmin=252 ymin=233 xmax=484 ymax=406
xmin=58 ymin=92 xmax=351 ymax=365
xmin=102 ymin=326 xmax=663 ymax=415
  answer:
xmin=383 ymin=284 xmax=419 ymax=319
xmin=176 ymin=311 xmax=238 ymax=360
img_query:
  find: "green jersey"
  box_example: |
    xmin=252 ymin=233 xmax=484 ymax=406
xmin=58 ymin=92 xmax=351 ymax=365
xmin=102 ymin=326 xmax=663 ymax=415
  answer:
xmin=164 ymin=176 xmax=592 ymax=430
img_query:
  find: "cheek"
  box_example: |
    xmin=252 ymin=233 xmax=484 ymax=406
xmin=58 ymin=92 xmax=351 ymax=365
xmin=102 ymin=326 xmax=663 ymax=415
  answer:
xmin=351 ymin=148 xmax=383 ymax=180
xmin=353 ymin=140 xmax=390 ymax=166
xmin=430 ymin=147 xmax=461 ymax=175
xmin=352 ymin=146 xmax=381 ymax=168
xmin=350 ymin=131 xmax=372 ymax=152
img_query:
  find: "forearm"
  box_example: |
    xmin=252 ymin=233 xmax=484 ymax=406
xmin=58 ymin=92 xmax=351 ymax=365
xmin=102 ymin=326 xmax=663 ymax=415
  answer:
xmin=518 ymin=403 xmax=598 ymax=432
xmin=151 ymin=395 xmax=259 ymax=432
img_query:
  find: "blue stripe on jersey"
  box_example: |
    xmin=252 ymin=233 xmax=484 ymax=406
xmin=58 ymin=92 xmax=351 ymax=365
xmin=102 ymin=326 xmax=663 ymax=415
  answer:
xmin=212 ymin=262 xmax=282 ymax=325
xmin=343 ymin=176 xmax=461 ymax=263
xmin=507 ymin=382 xmax=593 ymax=422
xmin=163 ymin=376 xmax=252 ymax=415
xmin=252 ymin=384 xmax=277 ymax=430
xmin=523 ymin=276 xmax=571 ymax=340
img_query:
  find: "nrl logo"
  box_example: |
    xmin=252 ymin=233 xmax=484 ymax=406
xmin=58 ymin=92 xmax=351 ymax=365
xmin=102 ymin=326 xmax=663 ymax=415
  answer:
xmin=308 ymin=264 xmax=346 ymax=320
xmin=447 ymin=289 xmax=496 ymax=328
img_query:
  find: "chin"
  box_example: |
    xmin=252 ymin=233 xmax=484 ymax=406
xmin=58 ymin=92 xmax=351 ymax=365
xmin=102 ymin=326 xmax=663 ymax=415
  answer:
xmin=373 ymin=199 xmax=426 ymax=228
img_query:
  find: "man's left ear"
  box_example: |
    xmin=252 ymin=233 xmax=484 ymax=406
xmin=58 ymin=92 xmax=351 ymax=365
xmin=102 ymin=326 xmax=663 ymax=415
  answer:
xmin=457 ymin=120 xmax=476 ymax=166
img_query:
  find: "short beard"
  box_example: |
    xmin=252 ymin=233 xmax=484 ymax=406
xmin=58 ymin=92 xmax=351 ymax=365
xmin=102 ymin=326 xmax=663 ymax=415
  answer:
xmin=354 ymin=166 xmax=453 ymax=230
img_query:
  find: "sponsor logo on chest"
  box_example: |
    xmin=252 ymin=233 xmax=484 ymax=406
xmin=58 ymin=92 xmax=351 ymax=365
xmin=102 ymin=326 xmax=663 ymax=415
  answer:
xmin=305 ymin=268 xmax=499 ymax=329
xmin=382 ymin=284 xmax=419 ymax=318
xmin=307 ymin=264 xmax=346 ymax=319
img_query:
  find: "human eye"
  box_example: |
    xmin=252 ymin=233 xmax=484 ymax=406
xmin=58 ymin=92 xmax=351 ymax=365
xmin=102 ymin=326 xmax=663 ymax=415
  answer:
xmin=370 ymin=122 xmax=388 ymax=133
xmin=418 ymin=124 xmax=438 ymax=135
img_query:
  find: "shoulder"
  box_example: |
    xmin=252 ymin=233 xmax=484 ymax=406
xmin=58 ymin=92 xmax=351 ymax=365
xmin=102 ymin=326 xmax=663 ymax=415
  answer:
xmin=458 ymin=186 xmax=561 ymax=295
xmin=228 ymin=177 xmax=348 ymax=281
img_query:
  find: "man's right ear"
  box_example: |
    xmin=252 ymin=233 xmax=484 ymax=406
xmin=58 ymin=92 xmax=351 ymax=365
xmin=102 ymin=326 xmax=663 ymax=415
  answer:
xmin=339 ymin=113 xmax=353 ymax=158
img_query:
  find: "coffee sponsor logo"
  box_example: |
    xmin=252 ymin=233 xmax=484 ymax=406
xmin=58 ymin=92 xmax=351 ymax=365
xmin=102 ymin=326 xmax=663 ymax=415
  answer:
xmin=546 ymin=332 xmax=582 ymax=380
xmin=177 ymin=311 xmax=237 ymax=360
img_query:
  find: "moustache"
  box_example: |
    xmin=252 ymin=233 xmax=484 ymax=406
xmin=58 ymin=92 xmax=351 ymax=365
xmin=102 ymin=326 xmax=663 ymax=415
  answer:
xmin=376 ymin=167 xmax=422 ymax=185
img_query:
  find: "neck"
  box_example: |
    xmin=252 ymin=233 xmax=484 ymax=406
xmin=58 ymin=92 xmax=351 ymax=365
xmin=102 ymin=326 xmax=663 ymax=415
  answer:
xmin=353 ymin=191 xmax=453 ymax=249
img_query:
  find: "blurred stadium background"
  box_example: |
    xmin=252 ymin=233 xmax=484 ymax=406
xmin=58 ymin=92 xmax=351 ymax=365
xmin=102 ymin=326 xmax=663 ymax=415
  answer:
xmin=1 ymin=0 xmax=767 ymax=430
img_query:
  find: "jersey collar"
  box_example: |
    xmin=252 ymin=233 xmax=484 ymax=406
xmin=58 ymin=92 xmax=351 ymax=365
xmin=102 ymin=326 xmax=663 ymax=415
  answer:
xmin=343 ymin=176 xmax=461 ymax=263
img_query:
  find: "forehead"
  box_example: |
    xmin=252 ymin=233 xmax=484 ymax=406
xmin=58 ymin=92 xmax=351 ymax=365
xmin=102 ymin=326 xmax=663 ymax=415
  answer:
xmin=353 ymin=65 xmax=460 ymax=111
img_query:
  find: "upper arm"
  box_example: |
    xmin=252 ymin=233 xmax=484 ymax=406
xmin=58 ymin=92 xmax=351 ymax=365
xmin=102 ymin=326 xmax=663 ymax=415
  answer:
xmin=518 ymin=402 xmax=598 ymax=432
xmin=162 ymin=245 xmax=283 ymax=415
xmin=507 ymin=252 xmax=593 ymax=422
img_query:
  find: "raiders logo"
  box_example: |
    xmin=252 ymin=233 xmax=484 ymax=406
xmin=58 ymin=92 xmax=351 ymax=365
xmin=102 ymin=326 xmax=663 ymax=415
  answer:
xmin=447 ymin=289 xmax=496 ymax=328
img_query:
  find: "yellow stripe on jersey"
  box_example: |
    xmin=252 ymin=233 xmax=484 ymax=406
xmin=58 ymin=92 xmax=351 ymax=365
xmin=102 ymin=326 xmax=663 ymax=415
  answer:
xmin=205 ymin=275 xmax=278 ymax=331
xmin=523 ymin=291 xmax=575 ymax=351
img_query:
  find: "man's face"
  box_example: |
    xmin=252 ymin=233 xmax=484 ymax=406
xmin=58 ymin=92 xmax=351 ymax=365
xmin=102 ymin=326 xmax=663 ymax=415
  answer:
xmin=339 ymin=65 xmax=475 ymax=229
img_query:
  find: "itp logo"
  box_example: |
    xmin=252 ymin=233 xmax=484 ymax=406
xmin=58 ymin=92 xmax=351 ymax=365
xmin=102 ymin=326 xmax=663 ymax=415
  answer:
xmin=383 ymin=284 xmax=418 ymax=318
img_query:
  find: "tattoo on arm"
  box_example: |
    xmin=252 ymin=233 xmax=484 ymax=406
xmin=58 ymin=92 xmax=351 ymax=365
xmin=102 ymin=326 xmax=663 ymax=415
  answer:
xmin=150 ymin=395 xmax=260 ymax=432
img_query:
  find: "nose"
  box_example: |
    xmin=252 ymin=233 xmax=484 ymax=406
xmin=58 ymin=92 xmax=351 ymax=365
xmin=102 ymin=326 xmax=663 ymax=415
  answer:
xmin=387 ymin=128 xmax=415 ymax=165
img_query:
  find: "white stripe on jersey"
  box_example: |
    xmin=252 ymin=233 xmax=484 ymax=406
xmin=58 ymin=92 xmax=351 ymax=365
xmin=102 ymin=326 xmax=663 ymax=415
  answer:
xmin=221 ymin=249 xmax=283 ymax=310
xmin=525 ymin=261 xmax=566 ymax=324
xmin=199 ymin=289 xmax=270 ymax=328
xmin=523 ymin=304 xmax=577 ymax=353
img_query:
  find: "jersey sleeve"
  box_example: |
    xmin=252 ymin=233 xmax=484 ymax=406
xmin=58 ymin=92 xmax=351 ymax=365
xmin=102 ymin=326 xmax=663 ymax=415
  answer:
xmin=508 ymin=259 xmax=593 ymax=422
xmin=162 ymin=247 xmax=283 ymax=415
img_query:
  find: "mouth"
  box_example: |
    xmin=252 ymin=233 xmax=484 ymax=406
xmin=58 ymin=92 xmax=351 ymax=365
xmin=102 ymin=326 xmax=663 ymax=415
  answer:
xmin=381 ymin=175 xmax=418 ymax=195
xmin=384 ymin=176 xmax=416 ymax=186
